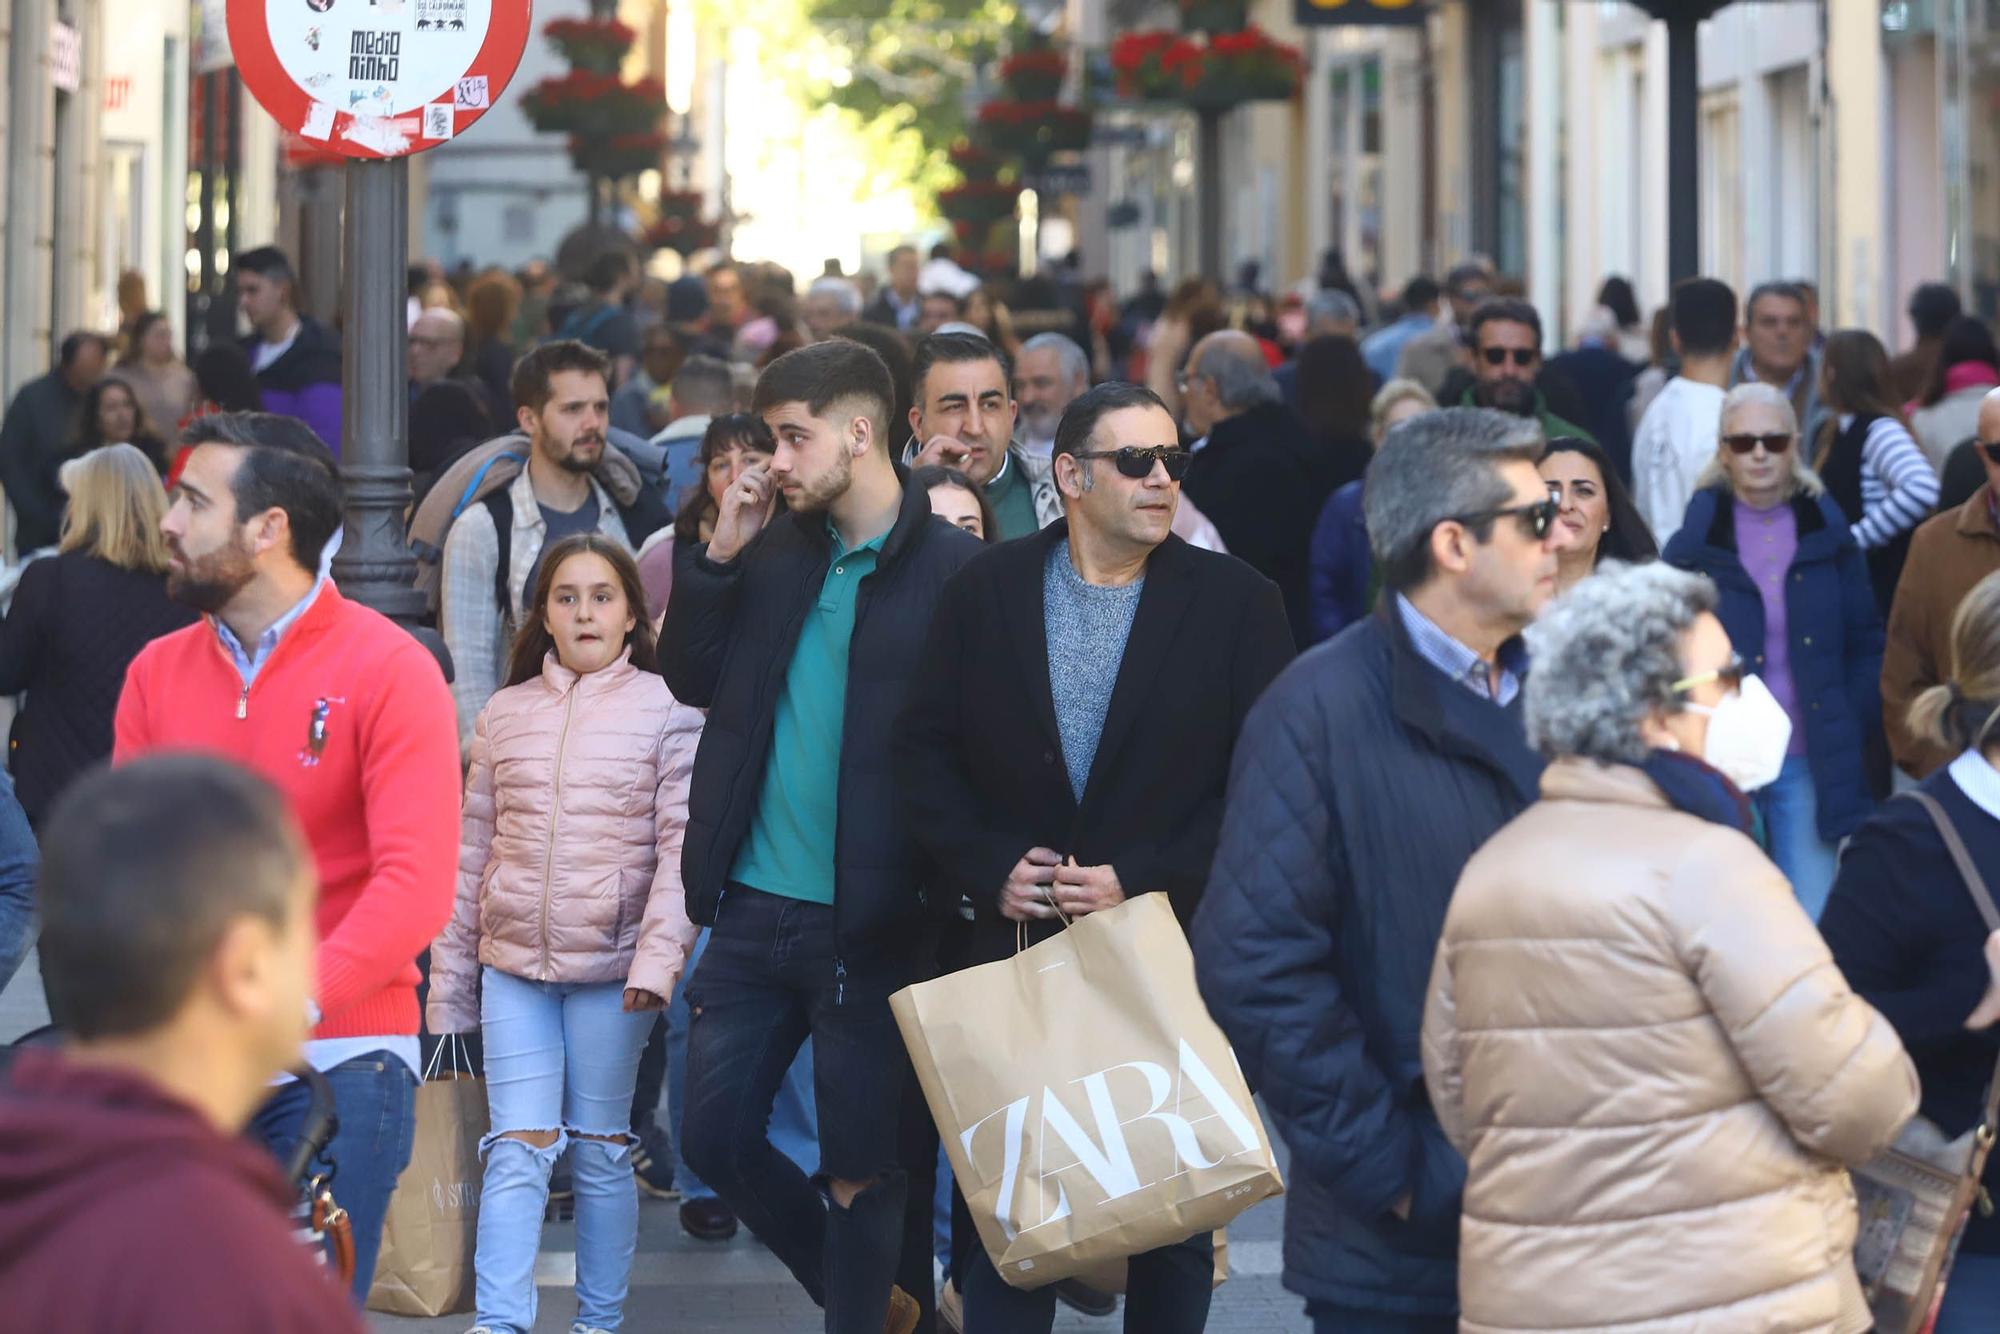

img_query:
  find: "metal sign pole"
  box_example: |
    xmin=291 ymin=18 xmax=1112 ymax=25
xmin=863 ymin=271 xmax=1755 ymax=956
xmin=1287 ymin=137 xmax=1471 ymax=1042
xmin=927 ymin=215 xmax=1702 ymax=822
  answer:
xmin=329 ymin=156 xmax=426 ymax=624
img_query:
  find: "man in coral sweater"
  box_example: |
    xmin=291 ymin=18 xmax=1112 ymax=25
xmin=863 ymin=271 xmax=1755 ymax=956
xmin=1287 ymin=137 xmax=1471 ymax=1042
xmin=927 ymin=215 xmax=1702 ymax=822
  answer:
xmin=115 ymin=412 xmax=460 ymax=1302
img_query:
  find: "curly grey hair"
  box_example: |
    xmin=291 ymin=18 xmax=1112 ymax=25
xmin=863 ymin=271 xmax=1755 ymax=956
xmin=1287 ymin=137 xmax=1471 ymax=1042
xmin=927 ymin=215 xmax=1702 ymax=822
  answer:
xmin=1523 ymin=561 xmax=1719 ymax=763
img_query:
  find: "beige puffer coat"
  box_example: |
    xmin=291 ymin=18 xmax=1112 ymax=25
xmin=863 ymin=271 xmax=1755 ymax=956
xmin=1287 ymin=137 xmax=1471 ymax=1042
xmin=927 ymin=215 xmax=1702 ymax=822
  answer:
xmin=427 ymin=650 xmax=702 ymax=1033
xmin=1421 ymin=759 xmax=1918 ymax=1334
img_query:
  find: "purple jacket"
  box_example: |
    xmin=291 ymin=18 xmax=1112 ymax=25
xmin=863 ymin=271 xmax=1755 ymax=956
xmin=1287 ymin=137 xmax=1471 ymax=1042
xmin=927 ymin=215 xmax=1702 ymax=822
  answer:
xmin=244 ymin=316 xmax=343 ymax=454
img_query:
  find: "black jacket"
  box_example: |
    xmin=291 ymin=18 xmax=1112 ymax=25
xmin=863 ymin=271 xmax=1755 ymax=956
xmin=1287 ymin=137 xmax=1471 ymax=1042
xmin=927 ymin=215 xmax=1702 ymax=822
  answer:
xmin=1192 ymin=605 xmax=1545 ymax=1315
xmin=894 ymin=524 xmax=1293 ymax=965
xmin=0 ymin=373 xmax=84 ymax=552
xmin=1181 ymin=400 xmax=1325 ymax=648
xmin=659 ymin=475 xmax=982 ymax=951
xmin=0 ymin=553 xmax=196 ymax=826
xmin=1822 ymin=769 xmax=2000 ymax=1256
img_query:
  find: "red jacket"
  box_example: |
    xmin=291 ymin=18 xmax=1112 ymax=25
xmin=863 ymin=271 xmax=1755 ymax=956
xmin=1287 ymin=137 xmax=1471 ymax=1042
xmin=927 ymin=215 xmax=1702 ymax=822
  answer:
xmin=114 ymin=584 xmax=460 ymax=1042
xmin=0 ymin=1048 xmax=364 ymax=1333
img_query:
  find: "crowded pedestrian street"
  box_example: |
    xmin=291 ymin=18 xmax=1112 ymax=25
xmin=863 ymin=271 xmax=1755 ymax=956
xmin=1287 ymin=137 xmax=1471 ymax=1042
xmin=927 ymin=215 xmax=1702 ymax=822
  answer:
xmin=8 ymin=2 xmax=2000 ymax=1333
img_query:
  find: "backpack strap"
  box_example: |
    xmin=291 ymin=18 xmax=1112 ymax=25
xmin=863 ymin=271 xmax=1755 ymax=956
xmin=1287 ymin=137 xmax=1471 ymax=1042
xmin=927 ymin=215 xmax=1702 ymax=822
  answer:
xmin=450 ymin=448 xmax=528 ymax=525
xmin=481 ymin=488 xmax=514 ymax=626
xmin=1905 ymin=789 xmax=2000 ymax=1136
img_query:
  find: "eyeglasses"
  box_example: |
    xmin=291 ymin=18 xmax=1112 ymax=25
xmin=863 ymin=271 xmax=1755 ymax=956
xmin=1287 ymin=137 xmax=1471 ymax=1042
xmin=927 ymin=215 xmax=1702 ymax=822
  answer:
xmin=1454 ymin=496 xmax=1560 ymax=540
xmin=1071 ymin=445 xmax=1192 ymax=480
xmin=1480 ymin=347 xmax=1538 ymax=368
xmin=1671 ymin=652 xmax=1746 ymax=696
xmin=1723 ymin=432 xmax=1794 ymax=456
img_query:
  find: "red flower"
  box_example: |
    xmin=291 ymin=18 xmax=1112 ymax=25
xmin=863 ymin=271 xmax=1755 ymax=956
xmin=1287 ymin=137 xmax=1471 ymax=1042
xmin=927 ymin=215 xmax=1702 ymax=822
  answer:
xmin=999 ymin=50 xmax=1067 ymax=81
xmin=543 ymin=17 xmax=636 ymax=46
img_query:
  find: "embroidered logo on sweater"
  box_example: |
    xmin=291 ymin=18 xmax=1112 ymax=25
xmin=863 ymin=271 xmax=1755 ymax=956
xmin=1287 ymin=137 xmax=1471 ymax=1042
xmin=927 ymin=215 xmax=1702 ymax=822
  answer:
xmin=299 ymin=696 xmax=347 ymax=766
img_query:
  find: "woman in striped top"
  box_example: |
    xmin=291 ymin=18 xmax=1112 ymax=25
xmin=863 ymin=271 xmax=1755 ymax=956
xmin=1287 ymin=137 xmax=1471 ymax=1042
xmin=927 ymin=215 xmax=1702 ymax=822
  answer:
xmin=1815 ymin=330 xmax=1941 ymax=613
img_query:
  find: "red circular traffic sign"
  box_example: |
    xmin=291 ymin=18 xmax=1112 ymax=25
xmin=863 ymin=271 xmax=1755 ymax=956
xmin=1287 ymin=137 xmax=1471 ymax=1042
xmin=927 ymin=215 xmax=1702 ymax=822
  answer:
xmin=230 ymin=0 xmax=531 ymax=159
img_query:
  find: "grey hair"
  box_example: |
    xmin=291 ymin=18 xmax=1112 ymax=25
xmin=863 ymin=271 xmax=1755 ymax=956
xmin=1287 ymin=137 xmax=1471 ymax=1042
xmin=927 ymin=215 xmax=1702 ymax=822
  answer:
xmin=1693 ymin=380 xmax=1825 ymax=497
xmin=807 ymin=276 xmax=863 ymax=316
xmin=1369 ymin=377 xmax=1438 ymax=441
xmin=1192 ymin=336 xmax=1282 ymax=411
xmin=1020 ymin=332 xmax=1089 ymax=387
xmin=1308 ymin=290 xmax=1361 ymax=327
xmin=1523 ymin=561 xmax=1718 ymax=763
xmin=670 ymin=355 xmax=736 ymax=415
xmin=1364 ymin=407 xmax=1545 ymax=590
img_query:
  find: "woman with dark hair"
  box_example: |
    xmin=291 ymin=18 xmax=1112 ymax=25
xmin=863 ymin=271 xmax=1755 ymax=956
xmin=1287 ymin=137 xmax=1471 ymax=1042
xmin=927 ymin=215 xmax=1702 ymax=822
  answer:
xmin=429 ymin=531 xmax=701 ymax=1334
xmin=165 ymin=344 xmax=265 ymax=485
xmin=911 ymin=463 xmax=999 ymax=544
xmin=68 ymin=379 xmax=168 ymax=477
xmin=1596 ymin=275 xmax=1649 ymax=362
xmin=634 ymin=413 xmax=777 ymax=618
xmin=1540 ymin=436 xmax=1657 ymax=593
xmin=110 ymin=311 xmax=196 ymax=445
xmin=466 ymin=268 xmax=523 ymax=412
xmin=1816 ymin=328 xmax=1941 ymax=612
xmin=1295 ymin=334 xmax=1376 ymax=495
xmin=1911 ymin=315 xmax=2000 ymax=473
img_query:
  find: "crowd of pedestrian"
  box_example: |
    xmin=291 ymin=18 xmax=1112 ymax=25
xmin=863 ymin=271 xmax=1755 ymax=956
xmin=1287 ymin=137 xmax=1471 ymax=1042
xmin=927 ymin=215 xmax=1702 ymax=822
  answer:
xmin=1 ymin=237 xmax=1999 ymax=1334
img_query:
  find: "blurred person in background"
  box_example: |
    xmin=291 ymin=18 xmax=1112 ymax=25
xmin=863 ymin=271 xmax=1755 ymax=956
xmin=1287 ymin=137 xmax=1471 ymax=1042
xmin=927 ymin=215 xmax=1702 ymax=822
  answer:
xmin=110 ymin=311 xmax=196 ymax=448
xmin=1360 ymin=275 xmax=1442 ymax=385
xmin=635 ymin=412 xmax=777 ymax=619
xmin=862 ymin=244 xmax=922 ymax=332
xmin=69 ymin=378 xmax=168 ymax=478
xmin=467 ymin=269 xmax=524 ymax=414
xmin=1910 ymin=315 xmax=2000 ymax=474
xmin=0 ymin=445 xmax=195 ymax=827
xmin=1663 ymin=381 xmax=1884 ymax=917
xmin=1731 ymin=282 xmax=1823 ymax=444
xmin=1307 ymin=379 xmax=1438 ymax=644
xmin=1814 ymin=328 xmax=1941 ymax=613
xmin=804 ymin=277 xmax=864 ymax=343
xmin=0 ymin=331 xmax=107 ymax=552
xmin=1891 ymin=282 xmax=1964 ymax=406
xmin=168 ymin=345 xmax=264 ymax=486
xmin=910 ymin=463 xmax=997 ymax=544
xmin=1633 ymin=278 xmax=1739 ymax=543
xmin=235 ymin=246 xmax=342 ymax=453
xmin=1425 ymin=560 xmax=1915 ymax=1334
xmin=1295 ymin=333 xmax=1377 ymax=496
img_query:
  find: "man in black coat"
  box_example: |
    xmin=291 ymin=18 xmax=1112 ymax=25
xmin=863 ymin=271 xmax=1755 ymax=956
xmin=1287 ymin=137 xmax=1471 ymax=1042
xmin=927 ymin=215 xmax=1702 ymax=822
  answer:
xmin=896 ymin=381 xmax=1294 ymax=1332
xmin=658 ymin=338 xmax=981 ymax=1334
xmin=1178 ymin=330 xmax=1327 ymax=646
xmin=0 ymin=331 xmax=106 ymax=551
xmin=1193 ymin=407 xmax=1559 ymax=1333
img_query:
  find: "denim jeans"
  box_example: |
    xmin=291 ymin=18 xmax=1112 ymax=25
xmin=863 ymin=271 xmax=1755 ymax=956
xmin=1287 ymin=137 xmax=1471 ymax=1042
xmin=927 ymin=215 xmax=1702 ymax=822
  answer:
xmin=666 ymin=927 xmax=817 ymax=1201
xmin=475 ymin=967 xmax=655 ymax=1334
xmin=250 ymin=1049 xmax=418 ymax=1304
xmin=1307 ymin=1305 xmax=1456 ymax=1334
xmin=962 ymin=1229 xmax=1213 ymax=1333
xmin=681 ymin=887 xmax=915 ymax=1332
xmin=0 ymin=766 xmax=37 ymax=995
xmin=1936 ymin=1251 xmax=2000 ymax=1332
xmin=1754 ymin=752 xmax=1841 ymax=920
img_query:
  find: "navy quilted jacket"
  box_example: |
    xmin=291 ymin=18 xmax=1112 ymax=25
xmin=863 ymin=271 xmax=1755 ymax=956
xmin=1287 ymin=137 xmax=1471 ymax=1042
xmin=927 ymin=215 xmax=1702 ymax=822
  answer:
xmin=1193 ymin=606 xmax=1544 ymax=1316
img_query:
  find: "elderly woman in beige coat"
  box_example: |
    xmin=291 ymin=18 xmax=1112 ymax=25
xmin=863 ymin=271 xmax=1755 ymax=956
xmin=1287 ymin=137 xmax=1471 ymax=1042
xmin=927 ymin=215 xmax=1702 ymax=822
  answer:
xmin=1421 ymin=560 xmax=1917 ymax=1334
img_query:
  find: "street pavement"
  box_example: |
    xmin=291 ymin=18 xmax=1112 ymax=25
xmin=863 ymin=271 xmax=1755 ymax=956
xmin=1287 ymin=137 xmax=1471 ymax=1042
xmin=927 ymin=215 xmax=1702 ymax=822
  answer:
xmin=0 ymin=953 xmax=1311 ymax=1333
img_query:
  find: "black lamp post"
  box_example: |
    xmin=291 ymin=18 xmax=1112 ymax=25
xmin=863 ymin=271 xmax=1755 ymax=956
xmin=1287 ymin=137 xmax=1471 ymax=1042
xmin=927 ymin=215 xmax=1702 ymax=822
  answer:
xmin=1626 ymin=1 xmax=1733 ymax=285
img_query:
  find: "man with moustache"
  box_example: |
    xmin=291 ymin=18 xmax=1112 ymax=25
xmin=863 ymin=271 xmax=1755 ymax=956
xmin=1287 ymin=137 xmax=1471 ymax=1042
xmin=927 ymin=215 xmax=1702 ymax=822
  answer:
xmin=896 ymin=381 xmax=1294 ymax=1332
xmin=114 ymin=412 xmax=460 ymax=1304
xmin=660 ymin=338 xmax=981 ymax=1334
xmin=906 ymin=332 xmax=1062 ymax=541
xmin=1457 ymin=298 xmax=1596 ymax=446
xmin=439 ymin=340 xmax=634 ymax=750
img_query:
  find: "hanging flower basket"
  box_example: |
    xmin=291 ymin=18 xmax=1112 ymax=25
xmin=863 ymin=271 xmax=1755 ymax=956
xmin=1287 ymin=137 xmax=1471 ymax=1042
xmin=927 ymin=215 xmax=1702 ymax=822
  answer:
xmin=571 ymin=130 xmax=669 ymax=181
xmin=998 ymin=49 xmax=1068 ymax=102
xmin=1176 ymin=0 xmax=1250 ymax=33
xmin=543 ymin=17 xmax=636 ymax=76
xmin=521 ymin=72 xmax=666 ymax=139
xmin=975 ymin=101 xmax=1096 ymax=163
xmin=948 ymin=141 xmax=1005 ymax=182
xmin=937 ymin=181 xmax=1022 ymax=227
xmin=1187 ymin=27 xmax=1305 ymax=106
xmin=959 ymin=249 xmax=1018 ymax=280
xmin=642 ymin=188 xmax=722 ymax=255
xmin=1110 ymin=30 xmax=1205 ymax=101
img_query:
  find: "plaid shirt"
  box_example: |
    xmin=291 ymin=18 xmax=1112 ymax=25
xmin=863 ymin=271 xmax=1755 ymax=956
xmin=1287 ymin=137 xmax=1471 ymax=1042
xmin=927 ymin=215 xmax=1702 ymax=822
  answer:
xmin=1394 ymin=593 xmax=1522 ymax=706
xmin=439 ymin=466 xmax=629 ymax=753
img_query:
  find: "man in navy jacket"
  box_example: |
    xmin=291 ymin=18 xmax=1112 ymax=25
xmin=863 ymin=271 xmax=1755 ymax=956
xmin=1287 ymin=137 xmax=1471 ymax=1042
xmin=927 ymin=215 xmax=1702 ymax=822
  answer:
xmin=1194 ymin=408 xmax=1558 ymax=1332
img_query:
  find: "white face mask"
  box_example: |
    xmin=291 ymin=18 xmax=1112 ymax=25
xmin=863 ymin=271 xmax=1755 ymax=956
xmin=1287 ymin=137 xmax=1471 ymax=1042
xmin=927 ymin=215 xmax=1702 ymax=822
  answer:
xmin=1683 ymin=674 xmax=1793 ymax=793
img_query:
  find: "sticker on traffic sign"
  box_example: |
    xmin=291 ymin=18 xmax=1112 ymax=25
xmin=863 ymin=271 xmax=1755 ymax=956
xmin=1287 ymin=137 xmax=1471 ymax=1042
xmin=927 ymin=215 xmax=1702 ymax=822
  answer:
xmin=228 ymin=0 xmax=529 ymax=158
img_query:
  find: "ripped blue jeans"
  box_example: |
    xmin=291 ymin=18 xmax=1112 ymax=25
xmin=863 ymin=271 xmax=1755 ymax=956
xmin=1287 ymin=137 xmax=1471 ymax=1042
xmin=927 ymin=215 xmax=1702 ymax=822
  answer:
xmin=477 ymin=967 xmax=655 ymax=1334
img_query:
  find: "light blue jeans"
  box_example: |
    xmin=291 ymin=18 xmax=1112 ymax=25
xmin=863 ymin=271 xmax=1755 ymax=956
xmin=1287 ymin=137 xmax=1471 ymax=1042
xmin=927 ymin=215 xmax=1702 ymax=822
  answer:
xmin=1754 ymin=753 xmax=1841 ymax=921
xmin=477 ymin=967 xmax=655 ymax=1334
xmin=665 ymin=928 xmax=817 ymax=1200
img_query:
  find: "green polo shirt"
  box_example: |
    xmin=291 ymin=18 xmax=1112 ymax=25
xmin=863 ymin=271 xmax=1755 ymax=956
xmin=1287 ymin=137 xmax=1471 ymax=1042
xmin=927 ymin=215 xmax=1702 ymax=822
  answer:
xmin=984 ymin=452 xmax=1042 ymax=541
xmin=730 ymin=522 xmax=887 ymax=904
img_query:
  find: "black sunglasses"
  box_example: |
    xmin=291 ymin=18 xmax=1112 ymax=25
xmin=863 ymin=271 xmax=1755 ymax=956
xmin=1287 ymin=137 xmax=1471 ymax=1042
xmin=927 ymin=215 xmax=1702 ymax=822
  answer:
xmin=1480 ymin=347 xmax=1538 ymax=368
xmin=1071 ymin=446 xmax=1192 ymax=480
xmin=1455 ymin=496 xmax=1560 ymax=540
xmin=1981 ymin=441 xmax=2000 ymax=466
xmin=1723 ymin=432 xmax=1794 ymax=456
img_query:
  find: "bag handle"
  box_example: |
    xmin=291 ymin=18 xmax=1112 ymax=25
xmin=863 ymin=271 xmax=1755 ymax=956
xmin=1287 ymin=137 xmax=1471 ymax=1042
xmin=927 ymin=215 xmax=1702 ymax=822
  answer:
xmin=420 ymin=1034 xmax=472 ymax=1082
xmin=1014 ymin=877 xmax=1076 ymax=956
xmin=1906 ymin=789 xmax=2000 ymax=1138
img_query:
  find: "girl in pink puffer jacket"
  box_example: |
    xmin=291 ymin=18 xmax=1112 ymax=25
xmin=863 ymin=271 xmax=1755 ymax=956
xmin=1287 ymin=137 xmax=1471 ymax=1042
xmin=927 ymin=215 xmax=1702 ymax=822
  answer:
xmin=427 ymin=533 xmax=701 ymax=1334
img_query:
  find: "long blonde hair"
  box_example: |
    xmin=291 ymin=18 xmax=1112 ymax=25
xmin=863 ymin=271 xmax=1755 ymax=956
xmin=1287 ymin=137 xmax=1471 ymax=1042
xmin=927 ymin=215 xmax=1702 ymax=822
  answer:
xmin=57 ymin=445 xmax=173 ymax=574
xmin=1910 ymin=569 xmax=2000 ymax=755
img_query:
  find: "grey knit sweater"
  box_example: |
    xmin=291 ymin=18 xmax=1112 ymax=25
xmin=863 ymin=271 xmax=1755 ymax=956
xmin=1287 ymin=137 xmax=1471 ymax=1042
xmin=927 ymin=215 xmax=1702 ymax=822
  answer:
xmin=1043 ymin=541 xmax=1144 ymax=801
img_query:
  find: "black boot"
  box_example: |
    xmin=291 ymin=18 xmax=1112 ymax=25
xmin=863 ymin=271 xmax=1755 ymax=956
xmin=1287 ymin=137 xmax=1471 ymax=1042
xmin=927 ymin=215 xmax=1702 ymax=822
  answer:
xmin=823 ymin=1172 xmax=911 ymax=1334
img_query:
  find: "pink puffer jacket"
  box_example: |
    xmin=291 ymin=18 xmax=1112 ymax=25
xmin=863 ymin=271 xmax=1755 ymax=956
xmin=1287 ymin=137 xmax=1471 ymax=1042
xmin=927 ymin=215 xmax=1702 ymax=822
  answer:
xmin=427 ymin=650 xmax=702 ymax=1033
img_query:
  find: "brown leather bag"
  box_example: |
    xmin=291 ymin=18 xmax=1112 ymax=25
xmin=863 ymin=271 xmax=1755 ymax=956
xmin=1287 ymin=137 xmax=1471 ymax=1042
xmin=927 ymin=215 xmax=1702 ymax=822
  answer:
xmin=308 ymin=1174 xmax=356 ymax=1290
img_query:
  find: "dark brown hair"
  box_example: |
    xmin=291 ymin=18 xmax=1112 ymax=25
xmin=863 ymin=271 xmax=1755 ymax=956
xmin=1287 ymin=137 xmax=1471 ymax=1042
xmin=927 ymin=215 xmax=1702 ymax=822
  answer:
xmin=1815 ymin=329 xmax=1909 ymax=465
xmin=510 ymin=339 xmax=612 ymax=415
xmin=673 ymin=413 xmax=778 ymax=545
xmin=503 ymin=534 xmax=657 ymax=687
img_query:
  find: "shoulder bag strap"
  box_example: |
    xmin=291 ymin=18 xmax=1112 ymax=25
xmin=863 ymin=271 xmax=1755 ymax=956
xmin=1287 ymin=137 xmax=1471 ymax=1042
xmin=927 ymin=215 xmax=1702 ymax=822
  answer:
xmin=1907 ymin=789 xmax=2000 ymax=1136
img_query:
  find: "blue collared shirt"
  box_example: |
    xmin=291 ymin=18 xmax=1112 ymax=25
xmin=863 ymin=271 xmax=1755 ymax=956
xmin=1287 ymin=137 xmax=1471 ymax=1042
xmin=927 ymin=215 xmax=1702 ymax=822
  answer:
xmin=212 ymin=576 xmax=328 ymax=688
xmin=1395 ymin=593 xmax=1523 ymax=706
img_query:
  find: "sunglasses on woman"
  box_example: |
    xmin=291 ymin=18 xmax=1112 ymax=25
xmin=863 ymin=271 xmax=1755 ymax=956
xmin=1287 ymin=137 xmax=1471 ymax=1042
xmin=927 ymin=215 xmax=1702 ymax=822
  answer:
xmin=1671 ymin=652 xmax=1747 ymax=695
xmin=1722 ymin=432 xmax=1793 ymax=456
xmin=1071 ymin=445 xmax=1193 ymax=480
xmin=1454 ymin=495 xmax=1561 ymax=540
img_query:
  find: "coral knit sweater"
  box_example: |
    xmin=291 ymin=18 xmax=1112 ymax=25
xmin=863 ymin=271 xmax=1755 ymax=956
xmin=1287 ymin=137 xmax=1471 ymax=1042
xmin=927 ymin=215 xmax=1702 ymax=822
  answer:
xmin=114 ymin=585 xmax=460 ymax=1042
